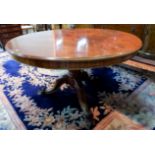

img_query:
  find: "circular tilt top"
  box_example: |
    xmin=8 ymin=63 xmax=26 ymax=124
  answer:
xmin=5 ymin=29 xmax=142 ymax=69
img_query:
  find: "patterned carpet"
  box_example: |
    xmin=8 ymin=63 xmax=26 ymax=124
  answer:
xmin=0 ymin=52 xmax=155 ymax=130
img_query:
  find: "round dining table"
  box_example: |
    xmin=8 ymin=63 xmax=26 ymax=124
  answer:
xmin=5 ymin=28 xmax=142 ymax=118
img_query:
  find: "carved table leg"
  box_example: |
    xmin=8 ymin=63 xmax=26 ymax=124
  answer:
xmin=40 ymin=69 xmax=91 ymax=117
xmin=41 ymin=75 xmax=73 ymax=94
xmin=69 ymin=70 xmax=90 ymax=116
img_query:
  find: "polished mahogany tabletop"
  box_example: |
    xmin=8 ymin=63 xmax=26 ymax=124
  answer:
xmin=5 ymin=29 xmax=142 ymax=69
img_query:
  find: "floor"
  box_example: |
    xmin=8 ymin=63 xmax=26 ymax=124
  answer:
xmin=132 ymin=55 xmax=155 ymax=66
xmin=0 ymin=46 xmax=155 ymax=129
xmin=94 ymin=111 xmax=145 ymax=130
xmin=124 ymin=59 xmax=155 ymax=73
xmin=94 ymin=57 xmax=155 ymax=129
xmin=1 ymin=51 xmax=154 ymax=129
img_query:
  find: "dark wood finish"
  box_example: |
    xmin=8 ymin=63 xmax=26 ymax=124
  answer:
xmin=139 ymin=24 xmax=155 ymax=59
xmin=5 ymin=29 xmax=142 ymax=118
xmin=0 ymin=24 xmax=22 ymax=46
xmin=93 ymin=24 xmax=145 ymax=39
xmin=10 ymin=52 xmax=136 ymax=70
xmin=41 ymin=70 xmax=90 ymax=116
xmin=5 ymin=29 xmax=142 ymax=69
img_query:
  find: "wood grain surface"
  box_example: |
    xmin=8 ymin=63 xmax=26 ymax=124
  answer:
xmin=5 ymin=29 xmax=142 ymax=69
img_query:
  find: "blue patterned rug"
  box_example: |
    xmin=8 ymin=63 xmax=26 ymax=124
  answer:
xmin=0 ymin=52 xmax=154 ymax=130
